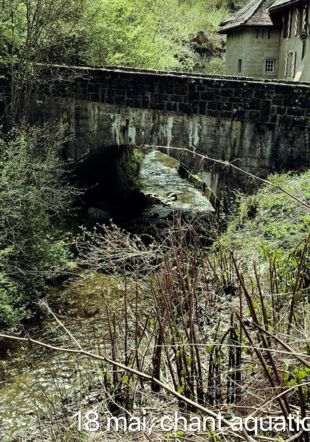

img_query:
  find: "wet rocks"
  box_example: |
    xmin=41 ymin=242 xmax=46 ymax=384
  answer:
xmin=139 ymin=150 xmax=215 ymax=218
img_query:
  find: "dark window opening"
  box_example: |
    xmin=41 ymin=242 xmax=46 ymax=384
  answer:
xmin=302 ymin=40 xmax=306 ymax=59
xmin=302 ymin=6 xmax=309 ymax=34
xmin=238 ymin=59 xmax=242 ymax=74
xmin=296 ymin=8 xmax=302 ymax=35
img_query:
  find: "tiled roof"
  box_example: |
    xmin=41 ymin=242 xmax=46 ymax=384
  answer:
xmin=219 ymin=0 xmax=276 ymax=33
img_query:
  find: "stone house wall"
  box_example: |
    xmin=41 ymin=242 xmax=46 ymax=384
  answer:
xmin=223 ymin=3 xmax=310 ymax=82
xmin=226 ymin=29 xmax=281 ymax=78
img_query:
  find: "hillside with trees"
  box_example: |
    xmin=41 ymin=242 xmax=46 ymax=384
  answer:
xmin=0 ymin=0 xmax=245 ymax=73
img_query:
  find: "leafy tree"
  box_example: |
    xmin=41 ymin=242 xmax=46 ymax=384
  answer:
xmin=0 ymin=126 xmax=78 ymax=327
xmin=82 ymin=0 xmax=231 ymax=71
xmin=0 ymin=0 xmax=86 ymax=65
xmin=0 ymin=0 xmax=87 ymax=121
xmin=0 ymin=0 xmax=246 ymax=78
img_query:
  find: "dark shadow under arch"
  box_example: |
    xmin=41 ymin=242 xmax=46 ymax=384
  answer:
xmin=73 ymin=145 xmax=147 ymax=223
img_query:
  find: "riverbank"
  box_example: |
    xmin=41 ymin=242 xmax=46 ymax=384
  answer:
xmin=0 ymin=169 xmax=309 ymax=441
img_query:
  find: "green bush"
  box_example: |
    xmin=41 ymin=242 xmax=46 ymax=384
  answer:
xmin=0 ymin=126 xmax=78 ymax=328
xmin=204 ymin=57 xmax=225 ymax=75
xmin=219 ymin=170 xmax=310 ymax=262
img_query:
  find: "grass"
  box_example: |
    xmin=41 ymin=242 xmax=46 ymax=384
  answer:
xmin=219 ymin=170 xmax=310 ymax=263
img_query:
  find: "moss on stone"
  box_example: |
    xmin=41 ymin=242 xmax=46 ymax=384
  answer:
xmin=121 ymin=147 xmax=145 ymax=191
xmin=153 ymin=151 xmax=179 ymax=170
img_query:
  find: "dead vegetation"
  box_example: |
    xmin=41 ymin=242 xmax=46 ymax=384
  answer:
xmin=1 ymin=215 xmax=309 ymax=441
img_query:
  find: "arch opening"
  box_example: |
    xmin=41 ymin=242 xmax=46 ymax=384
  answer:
xmin=74 ymin=145 xmax=147 ymax=224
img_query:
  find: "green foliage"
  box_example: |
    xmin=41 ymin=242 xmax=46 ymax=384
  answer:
xmin=0 ymin=1 xmax=26 ymax=65
xmin=82 ymin=0 xmax=230 ymax=71
xmin=0 ymin=126 xmax=78 ymax=328
xmin=122 ymin=147 xmax=145 ymax=190
xmin=219 ymin=170 xmax=310 ymax=262
xmin=0 ymin=0 xmax=86 ymax=66
xmin=0 ymin=0 xmax=241 ymax=73
xmin=204 ymin=57 xmax=225 ymax=75
xmin=283 ymin=362 xmax=310 ymax=398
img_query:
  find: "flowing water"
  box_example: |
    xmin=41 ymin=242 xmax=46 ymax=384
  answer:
xmin=0 ymin=151 xmax=215 ymax=439
xmin=0 ymin=274 xmax=126 ymax=439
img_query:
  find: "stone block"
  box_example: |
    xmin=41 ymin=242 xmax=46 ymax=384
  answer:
xmin=248 ymin=110 xmax=261 ymax=122
xmin=278 ymin=115 xmax=293 ymax=126
xmin=207 ymin=101 xmax=220 ymax=110
xmin=200 ymin=91 xmax=215 ymax=101
xmin=179 ymin=103 xmax=192 ymax=114
xmin=261 ymin=101 xmax=271 ymax=119
xmin=287 ymin=107 xmax=306 ymax=117
xmin=188 ymin=91 xmax=201 ymax=101
xmin=220 ymin=89 xmax=234 ymax=97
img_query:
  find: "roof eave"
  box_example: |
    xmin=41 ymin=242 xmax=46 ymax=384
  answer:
xmin=269 ymin=0 xmax=305 ymax=13
xmin=219 ymin=23 xmax=276 ymax=34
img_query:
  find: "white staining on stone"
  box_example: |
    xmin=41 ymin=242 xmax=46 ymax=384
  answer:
xmin=128 ymin=126 xmax=136 ymax=145
xmin=166 ymin=116 xmax=174 ymax=148
xmin=111 ymin=114 xmax=122 ymax=145
xmin=188 ymin=117 xmax=200 ymax=153
xmin=91 ymin=103 xmax=99 ymax=134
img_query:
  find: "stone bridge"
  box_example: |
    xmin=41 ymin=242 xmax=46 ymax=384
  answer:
xmin=1 ymin=64 xmax=310 ymax=192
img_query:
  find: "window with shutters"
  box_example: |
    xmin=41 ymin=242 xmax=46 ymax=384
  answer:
xmin=284 ymin=51 xmax=297 ymax=79
xmin=283 ymin=10 xmax=292 ymax=38
xmin=295 ymin=8 xmax=300 ymax=36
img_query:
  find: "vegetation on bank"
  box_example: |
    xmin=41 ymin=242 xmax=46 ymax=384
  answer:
xmin=0 ymin=127 xmax=78 ymax=327
xmin=219 ymin=170 xmax=310 ymax=260
xmin=2 ymin=172 xmax=307 ymax=441
xmin=121 ymin=147 xmax=145 ymax=191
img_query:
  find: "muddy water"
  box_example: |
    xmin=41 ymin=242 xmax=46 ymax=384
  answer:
xmin=0 ymin=274 xmax=126 ymax=439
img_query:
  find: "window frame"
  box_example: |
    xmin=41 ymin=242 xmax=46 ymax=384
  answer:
xmin=264 ymin=58 xmax=276 ymax=75
xmin=284 ymin=51 xmax=297 ymax=79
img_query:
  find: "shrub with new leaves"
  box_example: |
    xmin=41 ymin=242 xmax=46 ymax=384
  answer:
xmin=0 ymin=126 xmax=78 ymax=327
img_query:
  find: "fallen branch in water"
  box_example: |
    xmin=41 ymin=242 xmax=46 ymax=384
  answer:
xmin=142 ymin=145 xmax=310 ymax=211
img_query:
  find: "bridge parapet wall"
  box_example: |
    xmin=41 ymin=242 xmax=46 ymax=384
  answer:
xmin=41 ymin=64 xmax=310 ymax=128
xmin=1 ymin=64 xmax=310 ymax=191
